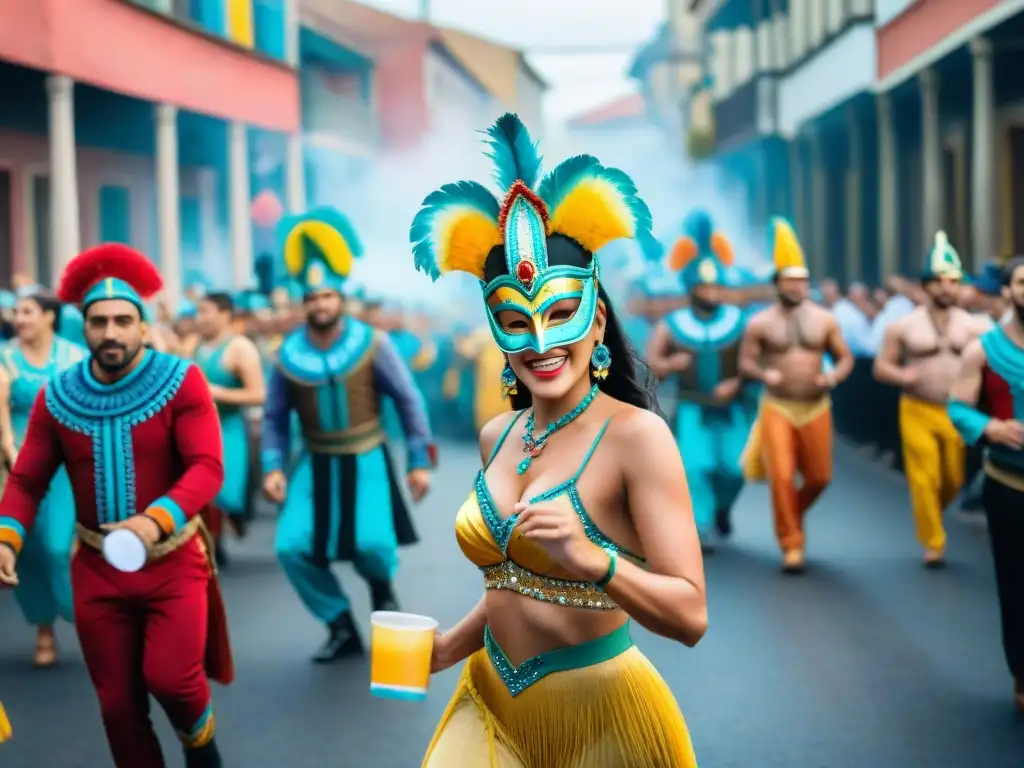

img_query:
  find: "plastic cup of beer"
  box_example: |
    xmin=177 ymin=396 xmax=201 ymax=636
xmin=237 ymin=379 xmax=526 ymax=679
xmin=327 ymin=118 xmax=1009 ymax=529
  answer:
xmin=369 ymin=611 xmax=438 ymax=701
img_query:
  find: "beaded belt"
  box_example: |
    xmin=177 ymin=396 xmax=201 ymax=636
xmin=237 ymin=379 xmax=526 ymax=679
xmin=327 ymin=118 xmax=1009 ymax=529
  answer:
xmin=304 ymin=420 xmax=385 ymax=455
xmin=481 ymin=559 xmax=618 ymax=611
xmin=75 ymin=515 xmax=210 ymax=566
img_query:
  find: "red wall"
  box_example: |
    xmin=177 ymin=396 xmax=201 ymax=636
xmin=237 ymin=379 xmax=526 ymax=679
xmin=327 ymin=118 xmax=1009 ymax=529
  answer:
xmin=0 ymin=0 xmax=299 ymax=132
xmin=877 ymin=0 xmax=1002 ymax=79
xmin=374 ymin=45 xmax=429 ymax=151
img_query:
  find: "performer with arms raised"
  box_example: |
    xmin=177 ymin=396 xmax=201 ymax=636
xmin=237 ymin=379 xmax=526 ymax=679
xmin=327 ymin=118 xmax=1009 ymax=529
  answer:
xmin=413 ymin=114 xmax=705 ymax=767
xmin=738 ymin=219 xmax=853 ymax=573
xmin=0 ymin=244 xmax=231 ymax=768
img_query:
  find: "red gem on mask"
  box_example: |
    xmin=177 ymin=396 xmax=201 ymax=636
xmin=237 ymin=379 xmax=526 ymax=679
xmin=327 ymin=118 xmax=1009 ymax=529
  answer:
xmin=516 ymin=260 xmax=536 ymax=285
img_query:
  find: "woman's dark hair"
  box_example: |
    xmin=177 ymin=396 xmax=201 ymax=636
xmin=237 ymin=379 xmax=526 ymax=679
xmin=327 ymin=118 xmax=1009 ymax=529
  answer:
xmin=483 ymin=234 xmax=662 ymax=416
xmin=20 ymin=292 xmax=62 ymax=334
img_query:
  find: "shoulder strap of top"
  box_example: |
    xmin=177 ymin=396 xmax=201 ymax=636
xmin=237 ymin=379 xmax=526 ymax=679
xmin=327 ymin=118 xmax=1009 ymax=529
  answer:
xmin=572 ymin=417 xmax=613 ymax=482
xmin=484 ymin=410 xmax=525 ymax=468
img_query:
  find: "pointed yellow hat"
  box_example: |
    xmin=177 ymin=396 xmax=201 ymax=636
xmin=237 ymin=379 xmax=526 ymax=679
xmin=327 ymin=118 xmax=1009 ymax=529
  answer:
xmin=768 ymin=217 xmax=808 ymax=279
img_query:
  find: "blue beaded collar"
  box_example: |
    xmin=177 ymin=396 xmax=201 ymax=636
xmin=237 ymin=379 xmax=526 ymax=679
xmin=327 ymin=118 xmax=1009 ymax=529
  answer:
xmin=276 ymin=318 xmax=376 ymax=386
xmin=46 ymin=349 xmax=191 ymax=430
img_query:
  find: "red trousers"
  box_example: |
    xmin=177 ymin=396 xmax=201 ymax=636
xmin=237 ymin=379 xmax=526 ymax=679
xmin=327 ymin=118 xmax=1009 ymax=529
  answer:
xmin=72 ymin=539 xmax=215 ymax=768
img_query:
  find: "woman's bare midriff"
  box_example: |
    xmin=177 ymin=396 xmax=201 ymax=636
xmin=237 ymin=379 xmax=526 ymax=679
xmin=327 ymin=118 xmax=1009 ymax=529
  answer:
xmin=485 ymin=589 xmax=629 ymax=667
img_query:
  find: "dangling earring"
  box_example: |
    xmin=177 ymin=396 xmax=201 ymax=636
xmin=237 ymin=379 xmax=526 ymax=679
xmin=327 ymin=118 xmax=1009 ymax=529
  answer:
xmin=591 ymin=343 xmax=611 ymax=381
xmin=501 ymin=360 xmax=518 ymax=398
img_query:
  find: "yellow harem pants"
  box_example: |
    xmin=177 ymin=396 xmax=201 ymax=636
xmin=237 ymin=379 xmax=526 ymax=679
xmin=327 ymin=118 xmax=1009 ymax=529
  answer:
xmin=741 ymin=396 xmax=832 ymax=552
xmin=899 ymin=395 xmax=964 ymax=552
xmin=423 ymin=646 xmax=697 ymax=767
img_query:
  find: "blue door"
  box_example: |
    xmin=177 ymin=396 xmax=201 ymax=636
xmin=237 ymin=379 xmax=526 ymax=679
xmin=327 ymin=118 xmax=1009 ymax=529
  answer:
xmin=98 ymin=185 xmax=131 ymax=244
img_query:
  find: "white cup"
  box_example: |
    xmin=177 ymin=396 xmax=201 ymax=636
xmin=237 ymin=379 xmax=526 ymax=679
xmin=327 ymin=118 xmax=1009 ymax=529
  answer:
xmin=102 ymin=529 xmax=148 ymax=573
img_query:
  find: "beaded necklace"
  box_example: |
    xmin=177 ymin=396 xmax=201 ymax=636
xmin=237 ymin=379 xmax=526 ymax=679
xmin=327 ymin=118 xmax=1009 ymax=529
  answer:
xmin=518 ymin=384 xmax=599 ymax=475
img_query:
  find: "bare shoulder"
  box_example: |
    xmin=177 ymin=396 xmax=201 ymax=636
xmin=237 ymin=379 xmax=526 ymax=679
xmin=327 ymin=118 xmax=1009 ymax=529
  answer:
xmin=478 ymin=409 xmax=521 ymax=464
xmin=228 ymin=333 xmax=260 ymax=358
xmin=962 ymin=337 xmax=988 ymax=366
xmin=746 ymin=306 xmax=774 ymax=331
xmin=605 ymin=403 xmax=674 ymax=454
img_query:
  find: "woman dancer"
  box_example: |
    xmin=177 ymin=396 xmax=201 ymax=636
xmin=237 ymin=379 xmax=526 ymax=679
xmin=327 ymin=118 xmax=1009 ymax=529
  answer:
xmin=411 ymin=114 xmax=707 ymax=767
xmin=0 ymin=291 xmax=84 ymax=665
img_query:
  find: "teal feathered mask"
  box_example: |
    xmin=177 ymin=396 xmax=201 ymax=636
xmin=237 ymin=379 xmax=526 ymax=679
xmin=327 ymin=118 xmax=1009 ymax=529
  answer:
xmin=409 ymin=113 xmax=653 ymax=354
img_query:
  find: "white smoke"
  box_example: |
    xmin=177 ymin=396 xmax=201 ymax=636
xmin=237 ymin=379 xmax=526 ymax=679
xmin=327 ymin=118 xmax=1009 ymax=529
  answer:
xmin=545 ymin=120 xmax=765 ymax=270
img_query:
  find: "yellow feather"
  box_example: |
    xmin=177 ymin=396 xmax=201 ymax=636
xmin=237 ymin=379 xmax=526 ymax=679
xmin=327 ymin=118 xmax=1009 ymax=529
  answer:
xmin=546 ymin=179 xmax=633 ymax=254
xmin=283 ymin=221 xmax=354 ymax=278
xmin=0 ymin=700 xmax=11 ymax=743
xmin=771 ymin=219 xmax=806 ymax=274
xmin=436 ymin=209 xmax=502 ymax=279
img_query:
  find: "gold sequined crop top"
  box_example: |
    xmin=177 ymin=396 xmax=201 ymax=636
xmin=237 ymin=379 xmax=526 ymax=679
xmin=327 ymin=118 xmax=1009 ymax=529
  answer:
xmin=454 ymin=411 xmax=644 ymax=611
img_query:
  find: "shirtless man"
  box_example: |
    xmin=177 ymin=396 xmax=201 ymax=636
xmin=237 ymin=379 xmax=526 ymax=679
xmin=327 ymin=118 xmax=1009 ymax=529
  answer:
xmin=873 ymin=232 xmax=988 ymax=567
xmin=738 ymin=218 xmax=853 ymax=573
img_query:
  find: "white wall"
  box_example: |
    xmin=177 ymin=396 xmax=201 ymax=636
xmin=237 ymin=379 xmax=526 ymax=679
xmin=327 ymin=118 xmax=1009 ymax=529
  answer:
xmin=777 ymin=23 xmax=876 ymax=137
xmin=515 ymin=66 xmax=546 ymax=138
xmin=423 ymin=48 xmax=494 ymax=133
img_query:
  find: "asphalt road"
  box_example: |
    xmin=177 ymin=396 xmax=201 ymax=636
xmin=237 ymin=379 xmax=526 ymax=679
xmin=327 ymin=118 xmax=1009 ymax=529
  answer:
xmin=0 ymin=439 xmax=1021 ymax=767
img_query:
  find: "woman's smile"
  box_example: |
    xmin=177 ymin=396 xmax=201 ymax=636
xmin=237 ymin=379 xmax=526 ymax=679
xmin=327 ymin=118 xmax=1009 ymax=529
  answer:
xmin=525 ymin=354 xmax=567 ymax=378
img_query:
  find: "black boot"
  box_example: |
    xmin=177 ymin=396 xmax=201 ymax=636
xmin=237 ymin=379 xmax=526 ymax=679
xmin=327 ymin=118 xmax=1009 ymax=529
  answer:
xmin=369 ymin=580 xmax=400 ymax=612
xmin=714 ymin=508 xmax=733 ymax=538
xmin=312 ymin=612 xmax=364 ymax=663
xmin=185 ymin=739 xmax=223 ymax=768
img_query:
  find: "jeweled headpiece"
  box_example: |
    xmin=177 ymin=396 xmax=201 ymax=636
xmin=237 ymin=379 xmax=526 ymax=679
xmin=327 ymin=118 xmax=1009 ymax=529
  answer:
xmin=409 ymin=113 xmax=653 ymax=354
xmin=278 ymin=207 xmax=364 ymax=297
xmin=922 ymin=230 xmax=963 ymax=281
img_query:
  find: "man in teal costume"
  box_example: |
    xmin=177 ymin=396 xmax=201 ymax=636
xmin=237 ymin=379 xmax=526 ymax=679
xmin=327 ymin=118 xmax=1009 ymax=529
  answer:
xmin=262 ymin=207 xmax=437 ymax=663
xmin=646 ymin=211 xmax=750 ymax=551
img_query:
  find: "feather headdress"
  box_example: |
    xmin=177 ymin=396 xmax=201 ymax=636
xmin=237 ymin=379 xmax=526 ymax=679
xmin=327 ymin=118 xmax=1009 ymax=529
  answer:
xmin=278 ymin=207 xmax=364 ymax=294
xmin=410 ymin=113 xmax=653 ymax=282
xmin=58 ymin=243 xmax=163 ymax=311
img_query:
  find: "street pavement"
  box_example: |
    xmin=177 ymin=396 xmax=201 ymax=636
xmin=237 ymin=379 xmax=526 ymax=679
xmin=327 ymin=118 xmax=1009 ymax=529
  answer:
xmin=0 ymin=439 xmax=1022 ymax=767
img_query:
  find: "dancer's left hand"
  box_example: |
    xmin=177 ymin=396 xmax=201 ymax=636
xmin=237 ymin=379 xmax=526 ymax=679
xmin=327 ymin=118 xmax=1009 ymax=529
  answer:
xmin=514 ymin=502 xmax=609 ymax=581
xmin=101 ymin=515 xmax=163 ymax=546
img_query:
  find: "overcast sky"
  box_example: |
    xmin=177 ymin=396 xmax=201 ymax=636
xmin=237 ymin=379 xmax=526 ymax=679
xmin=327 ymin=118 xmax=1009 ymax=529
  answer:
xmin=356 ymin=0 xmax=666 ymax=122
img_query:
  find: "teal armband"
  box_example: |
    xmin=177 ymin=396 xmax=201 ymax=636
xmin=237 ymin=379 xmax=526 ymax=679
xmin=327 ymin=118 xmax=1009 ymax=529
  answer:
xmin=948 ymin=400 xmax=989 ymax=447
xmin=595 ymin=548 xmax=618 ymax=589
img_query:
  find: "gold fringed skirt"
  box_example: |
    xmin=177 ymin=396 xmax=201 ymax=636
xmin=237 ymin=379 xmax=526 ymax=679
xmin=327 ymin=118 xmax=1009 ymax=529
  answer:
xmin=422 ymin=627 xmax=698 ymax=767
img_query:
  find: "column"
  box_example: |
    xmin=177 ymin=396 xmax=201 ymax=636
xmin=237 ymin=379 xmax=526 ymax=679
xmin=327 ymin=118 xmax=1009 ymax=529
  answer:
xmin=971 ymin=37 xmax=996 ymax=264
xmin=47 ymin=75 xmax=80 ymax=276
xmin=845 ymin=107 xmax=863 ymax=284
xmin=285 ymin=131 xmax=306 ymax=213
xmin=877 ymin=91 xmax=898 ymax=278
xmin=155 ymin=104 xmax=181 ymax=310
xmin=789 ymin=137 xmax=805 ymax=240
xmin=228 ymin=121 xmax=253 ymax=288
xmin=808 ymin=129 xmax=828 ymax=278
xmin=196 ymin=168 xmax=219 ymax=265
xmin=919 ymin=68 xmax=943 ymax=241
xmin=284 ymin=0 xmax=299 ymax=67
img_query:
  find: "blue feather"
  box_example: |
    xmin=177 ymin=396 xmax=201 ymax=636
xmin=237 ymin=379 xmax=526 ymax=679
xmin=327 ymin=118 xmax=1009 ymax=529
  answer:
xmin=276 ymin=206 xmax=365 ymax=262
xmin=409 ymin=181 xmax=500 ymax=281
xmin=637 ymin=232 xmax=665 ymax=262
xmin=483 ymin=114 xmax=543 ymax=192
xmin=683 ymin=210 xmax=713 ymax=254
xmin=536 ymin=154 xmax=601 ymax=211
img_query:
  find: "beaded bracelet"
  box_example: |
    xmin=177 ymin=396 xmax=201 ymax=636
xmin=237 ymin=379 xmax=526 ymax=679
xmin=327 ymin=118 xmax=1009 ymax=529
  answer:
xmin=595 ymin=548 xmax=618 ymax=589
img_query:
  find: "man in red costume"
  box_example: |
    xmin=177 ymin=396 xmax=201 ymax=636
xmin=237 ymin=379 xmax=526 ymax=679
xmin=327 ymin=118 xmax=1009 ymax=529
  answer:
xmin=0 ymin=244 xmax=231 ymax=768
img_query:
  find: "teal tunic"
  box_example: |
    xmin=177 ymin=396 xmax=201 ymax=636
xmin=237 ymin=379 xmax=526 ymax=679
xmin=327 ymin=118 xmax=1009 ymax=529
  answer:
xmin=2 ymin=337 xmax=86 ymax=626
xmin=664 ymin=306 xmax=750 ymax=537
xmin=194 ymin=336 xmax=251 ymax=517
xmin=263 ymin=320 xmax=435 ymax=624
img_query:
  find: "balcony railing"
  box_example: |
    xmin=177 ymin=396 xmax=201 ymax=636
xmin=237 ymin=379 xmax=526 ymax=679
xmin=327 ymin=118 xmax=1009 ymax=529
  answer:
xmin=712 ymin=78 xmax=759 ymax=149
xmin=128 ymin=0 xmax=288 ymax=62
xmin=303 ymin=93 xmax=379 ymax=154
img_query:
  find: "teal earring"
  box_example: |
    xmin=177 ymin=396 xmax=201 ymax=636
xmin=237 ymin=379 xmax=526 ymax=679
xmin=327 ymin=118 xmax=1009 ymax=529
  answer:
xmin=591 ymin=343 xmax=611 ymax=380
xmin=501 ymin=360 xmax=518 ymax=398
